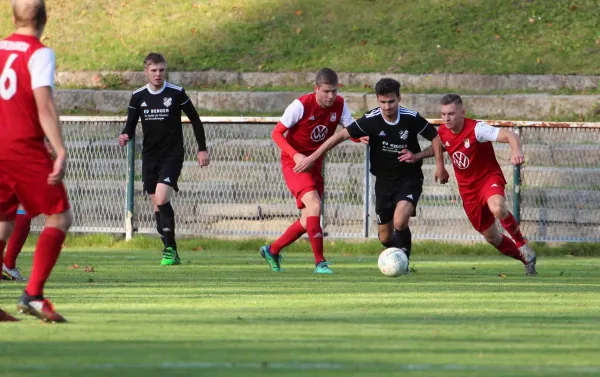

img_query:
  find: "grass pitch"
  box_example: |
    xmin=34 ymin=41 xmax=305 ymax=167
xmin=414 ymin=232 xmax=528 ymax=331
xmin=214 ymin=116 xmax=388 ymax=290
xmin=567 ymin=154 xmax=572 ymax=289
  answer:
xmin=1 ymin=248 xmax=599 ymax=377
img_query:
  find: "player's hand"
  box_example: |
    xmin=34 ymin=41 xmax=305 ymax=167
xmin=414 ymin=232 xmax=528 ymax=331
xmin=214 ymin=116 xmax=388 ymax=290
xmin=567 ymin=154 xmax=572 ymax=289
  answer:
xmin=118 ymin=134 xmax=130 ymax=146
xmin=293 ymin=154 xmax=314 ymax=173
xmin=511 ymin=150 xmax=524 ymax=165
xmin=48 ymin=153 xmax=66 ymax=185
xmin=292 ymin=153 xmax=307 ymax=165
xmin=197 ymin=151 xmax=210 ymax=167
xmin=435 ymin=166 xmax=450 ymax=184
xmin=359 ymin=136 xmax=369 ymax=144
xmin=398 ymin=149 xmax=418 ymax=163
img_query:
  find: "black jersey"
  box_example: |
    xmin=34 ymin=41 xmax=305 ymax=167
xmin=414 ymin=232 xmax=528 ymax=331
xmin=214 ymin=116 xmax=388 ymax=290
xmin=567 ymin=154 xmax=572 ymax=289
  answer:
xmin=125 ymin=82 xmax=192 ymax=159
xmin=346 ymin=106 xmax=438 ymax=181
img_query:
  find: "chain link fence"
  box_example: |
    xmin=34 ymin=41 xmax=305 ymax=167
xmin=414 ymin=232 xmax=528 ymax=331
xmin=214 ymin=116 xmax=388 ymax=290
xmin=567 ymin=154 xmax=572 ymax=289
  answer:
xmin=50 ymin=117 xmax=600 ymax=242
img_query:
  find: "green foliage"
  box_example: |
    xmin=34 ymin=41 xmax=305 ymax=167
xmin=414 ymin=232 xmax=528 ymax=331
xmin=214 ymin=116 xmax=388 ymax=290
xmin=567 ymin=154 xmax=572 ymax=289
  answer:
xmin=0 ymin=0 xmax=598 ymax=74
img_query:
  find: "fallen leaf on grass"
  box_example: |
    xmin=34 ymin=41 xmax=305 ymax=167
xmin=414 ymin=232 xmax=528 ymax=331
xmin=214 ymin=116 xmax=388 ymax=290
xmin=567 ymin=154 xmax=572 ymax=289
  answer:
xmin=69 ymin=264 xmax=80 ymax=270
xmin=83 ymin=266 xmax=94 ymax=273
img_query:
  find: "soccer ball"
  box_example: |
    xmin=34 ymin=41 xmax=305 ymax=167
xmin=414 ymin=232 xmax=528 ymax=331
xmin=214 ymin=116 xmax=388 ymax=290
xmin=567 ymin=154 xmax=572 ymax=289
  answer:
xmin=378 ymin=247 xmax=409 ymax=277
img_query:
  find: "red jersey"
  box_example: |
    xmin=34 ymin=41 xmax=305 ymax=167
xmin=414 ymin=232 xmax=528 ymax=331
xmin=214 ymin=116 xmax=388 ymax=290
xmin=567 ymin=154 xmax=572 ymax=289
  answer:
xmin=0 ymin=33 xmax=55 ymax=161
xmin=437 ymin=118 xmax=506 ymax=195
xmin=279 ymin=93 xmax=353 ymax=157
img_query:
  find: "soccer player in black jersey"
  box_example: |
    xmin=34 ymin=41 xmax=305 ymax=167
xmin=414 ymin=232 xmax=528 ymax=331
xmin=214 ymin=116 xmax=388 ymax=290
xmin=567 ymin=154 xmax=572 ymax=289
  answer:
xmin=294 ymin=78 xmax=449 ymax=265
xmin=118 ymin=53 xmax=209 ymax=265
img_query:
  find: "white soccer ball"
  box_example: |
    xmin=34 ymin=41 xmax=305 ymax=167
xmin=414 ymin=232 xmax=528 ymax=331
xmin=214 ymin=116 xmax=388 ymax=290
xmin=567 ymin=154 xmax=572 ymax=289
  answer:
xmin=378 ymin=247 xmax=409 ymax=277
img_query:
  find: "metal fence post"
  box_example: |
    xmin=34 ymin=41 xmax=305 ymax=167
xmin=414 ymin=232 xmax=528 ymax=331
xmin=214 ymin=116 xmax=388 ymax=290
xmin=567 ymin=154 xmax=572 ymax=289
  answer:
xmin=363 ymin=144 xmax=370 ymax=238
xmin=513 ymin=126 xmax=521 ymax=223
xmin=125 ymin=135 xmax=135 ymax=240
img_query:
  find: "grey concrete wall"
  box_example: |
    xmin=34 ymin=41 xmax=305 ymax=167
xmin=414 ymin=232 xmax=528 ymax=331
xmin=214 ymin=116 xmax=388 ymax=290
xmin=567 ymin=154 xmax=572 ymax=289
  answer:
xmin=56 ymin=89 xmax=599 ymax=119
xmin=56 ymin=71 xmax=600 ymax=91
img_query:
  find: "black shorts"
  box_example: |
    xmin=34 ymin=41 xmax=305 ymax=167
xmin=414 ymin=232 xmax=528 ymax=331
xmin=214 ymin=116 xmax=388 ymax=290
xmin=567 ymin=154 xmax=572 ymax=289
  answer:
xmin=142 ymin=157 xmax=183 ymax=194
xmin=375 ymin=177 xmax=424 ymax=225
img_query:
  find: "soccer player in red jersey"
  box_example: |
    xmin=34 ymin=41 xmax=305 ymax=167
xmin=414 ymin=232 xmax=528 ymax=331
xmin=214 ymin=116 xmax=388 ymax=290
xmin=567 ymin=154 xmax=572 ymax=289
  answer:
xmin=0 ymin=0 xmax=73 ymax=322
xmin=437 ymin=94 xmax=536 ymax=275
xmin=260 ymin=69 xmax=354 ymax=274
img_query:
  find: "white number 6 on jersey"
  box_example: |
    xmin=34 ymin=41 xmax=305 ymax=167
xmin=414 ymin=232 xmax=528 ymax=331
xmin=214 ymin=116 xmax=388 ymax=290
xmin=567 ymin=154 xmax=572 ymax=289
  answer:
xmin=0 ymin=53 xmax=18 ymax=100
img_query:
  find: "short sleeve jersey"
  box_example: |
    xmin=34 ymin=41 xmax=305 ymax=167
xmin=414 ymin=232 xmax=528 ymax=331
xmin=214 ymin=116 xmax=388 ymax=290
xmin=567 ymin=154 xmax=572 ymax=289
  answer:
xmin=437 ymin=118 xmax=506 ymax=194
xmin=279 ymin=93 xmax=353 ymax=158
xmin=0 ymin=34 xmax=55 ymax=161
xmin=128 ymin=82 xmax=192 ymax=159
xmin=346 ymin=106 xmax=438 ymax=180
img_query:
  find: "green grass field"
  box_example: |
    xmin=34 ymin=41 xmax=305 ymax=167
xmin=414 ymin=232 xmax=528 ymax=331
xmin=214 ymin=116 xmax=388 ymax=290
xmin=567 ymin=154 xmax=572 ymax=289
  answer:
xmin=1 ymin=0 xmax=598 ymax=74
xmin=1 ymin=246 xmax=599 ymax=377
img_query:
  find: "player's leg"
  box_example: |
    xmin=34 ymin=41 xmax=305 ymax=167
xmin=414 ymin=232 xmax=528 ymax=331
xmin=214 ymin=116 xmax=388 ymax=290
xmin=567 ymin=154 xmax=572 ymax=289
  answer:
xmin=299 ymin=190 xmax=330 ymax=274
xmin=153 ymin=183 xmax=179 ymax=266
xmin=391 ymin=201 xmax=415 ymax=260
xmin=18 ymin=208 xmax=72 ymax=322
xmin=14 ymin=166 xmax=72 ymax=323
xmin=142 ymin=159 xmax=167 ymax=249
xmin=3 ymin=207 xmax=30 ymax=281
xmin=486 ymin=194 xmax=536 ymax=275
xmin=0 ymin=181 xmax=20 ymax=321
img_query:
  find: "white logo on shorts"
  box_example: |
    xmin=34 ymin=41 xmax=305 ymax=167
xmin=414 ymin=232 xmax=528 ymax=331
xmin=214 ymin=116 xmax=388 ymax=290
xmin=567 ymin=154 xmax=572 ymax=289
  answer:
xmin=452 ymin=151 xmax=470 ymax=169
xmin=164 ymin=177 xmax=171 ymax=183
xmin=311 ymin=125 xmax=329 ymax=142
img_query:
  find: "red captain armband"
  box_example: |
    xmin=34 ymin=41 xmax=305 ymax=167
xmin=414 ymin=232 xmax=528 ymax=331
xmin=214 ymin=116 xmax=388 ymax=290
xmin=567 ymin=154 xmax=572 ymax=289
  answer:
xmin=350 ymin=138 xmax=361 ymax=143
xmin=271 ymin=122 xmax=298 ymax=158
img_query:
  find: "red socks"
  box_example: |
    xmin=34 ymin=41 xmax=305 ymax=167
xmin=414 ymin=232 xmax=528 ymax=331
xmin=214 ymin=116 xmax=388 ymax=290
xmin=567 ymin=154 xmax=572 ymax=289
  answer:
xmin=4 ymin=214 xmax=31 ymax=269
xmin=499 ymin=212 xmax=526 ymax=248
xmin=495 ymin=235 xmax=525 ymax=264
xmin=271 ymin=220 xmax=306 ymax=254
xmin=26 ymin=228 xmax=66 ymax=297
xmin=306 ymin=216 xmax=325 ymax=264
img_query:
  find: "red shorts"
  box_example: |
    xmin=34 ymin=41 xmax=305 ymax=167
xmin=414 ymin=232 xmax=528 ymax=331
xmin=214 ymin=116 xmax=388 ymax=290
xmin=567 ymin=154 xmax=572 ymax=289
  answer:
xmin=281 ymin=157 xmax=324 ymax=209
xmin=461 ymin=176 xmax=506 ymax=232
xmin=0 ymin=159 xmax=70 ymax=221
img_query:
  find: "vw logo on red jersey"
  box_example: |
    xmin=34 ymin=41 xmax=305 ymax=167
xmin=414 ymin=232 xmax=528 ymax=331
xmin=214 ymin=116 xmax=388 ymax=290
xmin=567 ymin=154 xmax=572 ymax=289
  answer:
xmin=452 ymin=151 xmax=470 ymax=169
xmin=311 ymin=125 xmax=328 ymax=142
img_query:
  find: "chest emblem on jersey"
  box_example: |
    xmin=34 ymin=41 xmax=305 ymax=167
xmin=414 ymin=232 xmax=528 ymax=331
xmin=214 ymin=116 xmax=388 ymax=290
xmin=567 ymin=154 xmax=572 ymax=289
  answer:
xmin=452 ymin=151 xmax=470 ymax=170
xmin=330 ymin=113 xmax=337 ymax=122
xmin=464 ymin=138 xmax=471 ymax=148
xmin=399 ymin=130 xmax=409 ymax=140
xmin=163 ymin=97 xmax=172 ymax=107
xmin=311 ymin=125 xmax=329 ymax=142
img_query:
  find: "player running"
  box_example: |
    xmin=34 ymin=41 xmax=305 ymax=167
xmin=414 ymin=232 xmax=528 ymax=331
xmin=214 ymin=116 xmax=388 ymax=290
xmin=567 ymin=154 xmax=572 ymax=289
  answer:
xmin=259 ymin=68 xmax=354 ymax=274
xmin=437 ymin=94 xmax=536 ymax=275
xmin=294 ymin=78 xmax=448 ymax=267
xmin=0 ymin=0 xmax=73 ymax=322
xmin=119 ymin=53 xmax=209 ymax=266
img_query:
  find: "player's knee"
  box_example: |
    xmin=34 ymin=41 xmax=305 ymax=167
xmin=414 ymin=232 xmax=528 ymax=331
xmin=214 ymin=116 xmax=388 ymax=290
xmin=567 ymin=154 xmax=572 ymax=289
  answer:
xmin=304 ymin=198 xmax=321 ymax=216
xmin=46 ymin=210 xmax=73 ymax=232
xmin=393 ymin=216 xmax=409 ymax=231
xmin=483 ymin=233 xmax=502 ymax=246
xmin=488 ymin=199 xmax=506 ymax=218
xmin=378 ymin=232 xmax=393 ymax=246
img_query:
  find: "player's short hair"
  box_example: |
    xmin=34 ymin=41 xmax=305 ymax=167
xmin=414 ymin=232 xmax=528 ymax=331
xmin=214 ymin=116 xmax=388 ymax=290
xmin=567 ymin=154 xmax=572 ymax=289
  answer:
xmin=375 ymin=78 xmax=401 ymax=97
xmin=144 ymin=52 xmax=166 ymax=68
xmin=440 ymin=94 xmax=463 ymax=106
xmin=315 ymin=68 xmax=338 ymax=87
xmin=12 ymin=0 xmax=47 ymax=30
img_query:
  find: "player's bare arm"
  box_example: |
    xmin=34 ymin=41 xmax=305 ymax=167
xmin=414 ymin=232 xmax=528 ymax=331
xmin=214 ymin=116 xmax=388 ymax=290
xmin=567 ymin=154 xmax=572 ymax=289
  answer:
xmin=293 ymin=128 xmax=351 ymax=173
xmin=431 ymin=136 xmax=449 ymax=183
xmin=496 ymin=129 xmax=524 ymax=165
xmin=34 ymin=86 xmax=66 ymax=185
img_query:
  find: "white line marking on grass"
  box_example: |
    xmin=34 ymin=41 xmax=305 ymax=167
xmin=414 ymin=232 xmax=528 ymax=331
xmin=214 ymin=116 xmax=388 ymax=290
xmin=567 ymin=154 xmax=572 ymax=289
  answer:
xmin=7 ymin=362 xmax=600 ymax=373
